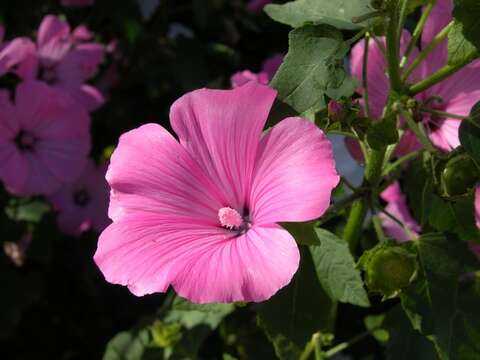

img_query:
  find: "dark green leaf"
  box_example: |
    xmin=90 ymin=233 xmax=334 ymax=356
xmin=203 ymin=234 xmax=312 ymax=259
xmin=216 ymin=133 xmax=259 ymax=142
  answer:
xmin=428 ymin=196 xmax=456 ymax=232
xmin=172 ymin=296 xmax=235 ymax=314
xmin=265 ymin=0 xmax=374 ymax=30
xmin=310 ymin=228 xmax=370 ymax=307
xmin=400 ymin=233 xmax=480 ymax=359
xmin=459 ymin=101 xmax=480 ymax=164
xmin=448 ymin=21 xmax=478 ymax=65
xmin=452 ymin=0 xmax=480 ymax=53
xmin=282 ymin=222 xmax=319 ymax=246
xmin=366 ymin=117 xmax=399 ymax=150
xmin=257 ymin=248 xmax=335 ymax=360
xmin=271 ymin=25 xmax=354 ymax=114
xmin=103 ymin=328 xmax=162 ymax=360
xmin=448 ymin=193 xmax=480 ymax=243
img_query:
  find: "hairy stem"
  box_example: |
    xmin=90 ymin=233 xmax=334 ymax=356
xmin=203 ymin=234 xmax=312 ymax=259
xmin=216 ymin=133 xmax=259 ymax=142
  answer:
xmin=400 ymin=108 xmax=437 ymax=152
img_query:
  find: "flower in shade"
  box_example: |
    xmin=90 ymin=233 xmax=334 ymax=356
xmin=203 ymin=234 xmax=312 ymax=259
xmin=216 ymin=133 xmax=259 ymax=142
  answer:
xmin=349 ymin=0 xmax=480 ymax=154
xmin=247 ymin=0 xmax=271 ymax=13
xmin=12 ymin=15 xmax=105 ymax=111
xmin=475 ymin=185 xmax=480 ymax=229
xmin=0 ymin=81 xmax=90 ymax=196
xmin=94 ymin=82 xmax=339 ymax=303
xmin=61 ymin=0 xmax=95 ymax=7
xmin=49 ymin=160 xmax=110 ymax=236
xmin=379 ymin=182 xmax=420 ymax=242
xmin=230 ymin=53 xmax=283 ymax=88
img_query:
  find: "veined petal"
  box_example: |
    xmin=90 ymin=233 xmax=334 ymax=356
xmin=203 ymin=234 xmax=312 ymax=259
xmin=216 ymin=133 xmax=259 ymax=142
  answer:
xmin=170 ymin=82 xmax=277 ymax=210
xmin=38 ymin=15 xmax=71 ymax=48
xmin=106 ymin=123 xmax=226 ymax=224
xmin=94 ymin=215 xmax=299 ymax=303
xmin=250 ymin=117 xmax=339 ymax=225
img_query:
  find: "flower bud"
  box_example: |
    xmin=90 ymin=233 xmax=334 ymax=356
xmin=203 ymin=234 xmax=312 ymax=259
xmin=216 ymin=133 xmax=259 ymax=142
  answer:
xmin=441 ymin=154 xmax=479 ymax=196
xmin=359 ymin=242 xmax=417 ymax=299
xmin=327 ymin=100 xmax=345 ymax=123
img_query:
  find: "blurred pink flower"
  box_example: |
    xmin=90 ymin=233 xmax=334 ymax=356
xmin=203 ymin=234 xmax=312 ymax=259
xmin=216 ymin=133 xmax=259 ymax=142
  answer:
xmin=61 ymin=0 xmax=95 ymax=7
xmin=247 ymin=0 xmax=271 ymax=13
xmin=379 ymin=182 xmax=420 ymax=242
xmin=12 ymin=15 xmax=105 ymax=111
xmin=49 ymin=161 xmax=110 ymax=236
xmin=4 ymin=232 xmax=32 ymax=267
xmin=475 ymin=185 xmax=480 ymax=229
xmin=0 ymin=81 xmax=90 ymax=196
xmin=350 ymin=0 xmax=480 ymax=154
xmin=94 ymin=82 xmax=339 ymax=303
xmin=230 ymin=53 xmax=283 ymax=88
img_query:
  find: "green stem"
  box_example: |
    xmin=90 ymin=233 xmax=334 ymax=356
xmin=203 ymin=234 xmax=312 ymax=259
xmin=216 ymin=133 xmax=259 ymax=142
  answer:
xmin=386 ymin=8 xmax=403 ymax=92
xmin=420 ymin=107 xmax=467 ymax=120
xmin=402 ymin=21 xmax=453 ymax=81
xmin=382 ymin=150 xmax=420 ymax=176
xmin=397 ymin=0 xmax=409 ymax=44
xmin=409 ymin=52 xmax=479 ymax=95
xmin=351 ymin=11 xmax=383 ymax=24
xmin=373 ymin=215 xmax=387 ymax=242
xmin=324 ymin=330 xmax=374 ymax=358
xmin=313 ymin=333 xmax=324 ymax=360
xmin=400 ymin=0 xmax=435 ymax=68
xmin=400 ymin=108 xmax=437 ymax=152
xmin=346 ymin=27 xmax=370 ymax=46
xmin=363 ymin=35 xmax=371 ymax=118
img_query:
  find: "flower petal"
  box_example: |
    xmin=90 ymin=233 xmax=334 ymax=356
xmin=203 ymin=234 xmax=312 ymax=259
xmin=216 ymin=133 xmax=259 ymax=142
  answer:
xmin=37 ymin=15 xmax=71 ymax=48
xmin=170 ymin=82 xmax=277 ymax=210
xmin=475 ymin=186 xmax=480 ymax=229
xmin=106 ymin=123 xmax=225 ymax=224
xmin=250 ymin=117 xmax=339 ymax=225
xmin=94 ymin=215 xmax=299 ymax=303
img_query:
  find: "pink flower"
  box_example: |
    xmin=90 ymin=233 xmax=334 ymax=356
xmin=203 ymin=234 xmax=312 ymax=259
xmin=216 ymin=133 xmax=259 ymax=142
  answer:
xmin=94 ymin=82 xmax=339 ymax=303
xmin=49 ymin=161 xmax=110 ymax=236
xmin=0 ymin=81 xmax=90 ymax=196
xmin=230 ymin=53 xmax=283 ymax=88
xmin=350 ymin=1 xmax=480 ymax=153
xmin=247 ymin=0 xmax=271 ymax=13
xmin=475 ymin=185 xmax=480 ymax=229
xmin=61 ymin=0 xmax=95 ymax=7
xmin=13 ymin=15 xmax=105 ymax=111
xmin=379 ymin=182 xmax=420 ymax=242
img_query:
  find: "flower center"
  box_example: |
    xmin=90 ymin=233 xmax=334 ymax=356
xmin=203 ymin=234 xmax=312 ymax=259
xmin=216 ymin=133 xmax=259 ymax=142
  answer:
xmin=218 ymin=207 xmax=243 ymax=229
xmin=14 ymin=129 xmax=36 ymax=151
xmin=73 ymin=188 xmax=91 ymax=207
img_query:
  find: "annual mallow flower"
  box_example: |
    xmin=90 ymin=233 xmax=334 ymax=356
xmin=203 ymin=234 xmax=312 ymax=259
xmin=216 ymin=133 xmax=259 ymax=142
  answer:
xmin=379 ymin=182 xmax=420 ymax=242
xmin=14 ymin=15 xmax=105 ymax=112
xmin=0 ymin=81 xmax=90 ymax=196
xmin=231 ymin=53 xmax=283 ymax=88
xmin=49 ymin=161 xmax=110 ymax=236
xmin=350 ymin=0 xmax=480 ymax=153
xmin=94 ymin=82 xmax=339 ymax=303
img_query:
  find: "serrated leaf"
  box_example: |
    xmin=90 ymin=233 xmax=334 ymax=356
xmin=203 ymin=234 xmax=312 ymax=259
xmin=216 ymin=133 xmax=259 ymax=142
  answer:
xmin=310 ymin=229 xmax=370 ymax=307
xmin=257 ymin=248 xmax=335 ymax=360
xmin=265 ymin=0 xmax=374 ymax=30
xmin=271 ymin=25 xmax=354 ymax=114
xmin=400 ymin=234 xmax=480 ymax=359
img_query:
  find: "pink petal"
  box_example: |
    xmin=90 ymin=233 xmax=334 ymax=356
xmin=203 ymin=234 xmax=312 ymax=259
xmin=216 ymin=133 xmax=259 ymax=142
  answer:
xmin=37 ymin=15 xmax=70 ymax=49
xmin=250 ymin=117 xmax=339 ymax=225
xmin=62 ymin=84 xmax=105 ymax=112
xmin=0 ymin=95 xmax=18 ymax=138
xmin=170 ymin=82 xmax=277 ymax=210
xmin=393 ymin=130 xmax=422 ymax=157
xmin=428 ymin=119 xmax=460 ymax=151
xmin=230 ymin=70 xmax=269 ymax=88
xmin=106 ymin=123 xmax=226 ymax=223
xmin=0 ymin=37 xmax=36 ymax=76
xmin=344 ymin=137 xmax=364 ymax=163
xmin=421 ymin=0 xmax=452 ymax=46
xmin=57 ymin=43 xmax=104 ymax=86
xmin=475 ymin=186 xmax=480 ymax=229
xmin=95 ymin=214 xmax=299 ymax=302
xmin=379 ymin=182 xmax=420 ymax=242
xmin=261 ymin=53 xmax=284 ymax=80
xmin=0 ymin=144 xmax=29 ymax=194
xmin=247 ymin=0 xmax=271 ymax=13
xmin=72 ymin=25 xmax=94 ymax=42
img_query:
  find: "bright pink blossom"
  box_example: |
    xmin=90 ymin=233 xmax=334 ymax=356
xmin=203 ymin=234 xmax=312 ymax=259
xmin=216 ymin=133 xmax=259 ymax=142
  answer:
xmin=94 ymin=82 xmax=339 ymax=303
xmin=10 ymin=15 xmax=105 ymax=111
xmin=247 ymin=0 xmax=271 ymax=13
xmin=379 ymin=182 xmax=420 ymax=242
xmin=231 ymin=53 xmax=283 ymax=88
xmin=350 ymin=0 xmax=480 ymax=153
xmin=61 ymin=0 xmax=95 ymax=7
xmin=0 ymin=81 xmax=90 ymax=196
xmin=49 ymin=161 xmax=110 ymax=236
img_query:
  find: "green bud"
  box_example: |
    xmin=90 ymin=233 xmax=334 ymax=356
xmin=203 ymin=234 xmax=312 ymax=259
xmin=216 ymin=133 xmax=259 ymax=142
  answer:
xmin=150 ymin=320 xmax=182 ymax=348
xmin=358 ymin=242 xmax=418 ymax=299
xmin=441 ymin=154 xmax=479 ymax=196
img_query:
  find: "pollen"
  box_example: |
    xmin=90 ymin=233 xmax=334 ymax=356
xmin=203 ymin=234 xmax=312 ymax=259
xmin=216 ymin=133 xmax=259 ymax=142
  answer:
xmin=218 ymin=207 xmax=243 ymax=229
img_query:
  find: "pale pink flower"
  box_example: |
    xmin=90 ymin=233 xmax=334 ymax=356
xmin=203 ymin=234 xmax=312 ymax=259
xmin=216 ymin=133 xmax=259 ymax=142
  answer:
xmin=230 ymin=53 xmax=283 ymax=88
xmin=61 ymin=0 xmax=95 ymax=7
xmin=379 ymin=182 xmax=420 ymax=242
xmin=247 ymin=0 xmax=271 ymax=13
xmin=94 ymin=82 xmax=339 ymax=303
xmin=0 ymin=81 xmax=90 ymax=196
xmin=14 ymin=15 xmax=105 ymax=112
xmin=350 ymin=0 xmax=480 ymax=153
xmin=49 ymin=161 xmax=110 ymax=236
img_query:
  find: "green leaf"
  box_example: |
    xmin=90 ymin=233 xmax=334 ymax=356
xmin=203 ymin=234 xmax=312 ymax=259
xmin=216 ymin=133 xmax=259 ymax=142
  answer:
xmin=103 ymin=328 xmax=163 ymax=360
xmin=400 ymin=233 xmax=480 ymax=360
xmin=257 ymin=248 xmax=336 ymax=360
xmin=172 ymin=296 xmax=235 ymax=314
xmin=271 ymin=25 xmax=354 ymax=114
xmin=366 ymin=116 xmax=399 ymax=150
xmin=448 ymin=193 xmax=480 ymax=243
xmin=310 ymin=228 xmax=370 ymax=307
xmin=452 ymin=0 xmax=480 ymax=53
xmin=364 ymin=314 xmax=389 ymax=344
xmin=282 ymin=222 xmax=320 ymax=246
xmin=448 ymin=21 xmax=478 ymax=65
xmin=265 ymin=0 xmax=374 ymax=30
xmin=5 ymin=199 xmax=50 ymax=223
xmin=384 ymin=306 xmax=437 ymax=360
xmin=459 ymin=101 xmax=480 ymax=165
xmin=428 ymin=196 xmax=456 ymax=232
